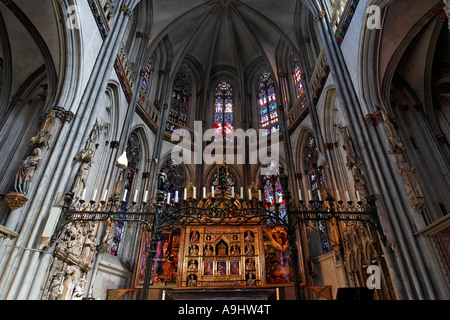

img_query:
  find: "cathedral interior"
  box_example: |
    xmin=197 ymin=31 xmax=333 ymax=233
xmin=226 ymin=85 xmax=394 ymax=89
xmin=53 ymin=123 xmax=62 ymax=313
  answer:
xmin=0 ymin=0 xmax=449 ymax=301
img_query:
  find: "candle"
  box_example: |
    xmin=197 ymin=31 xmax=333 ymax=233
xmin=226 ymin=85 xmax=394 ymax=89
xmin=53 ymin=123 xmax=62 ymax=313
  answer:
xmin=308 ymin=189 xmax=312 ymax=202
xmin=193 ymin=187 xmax=196 ymax=199
xmin=345 ymin=190 xmax=350 ymax=202
xmin=240 ymin=187 xmax=244 ymax=199
xmin=123 ymin=189 xmax=128 ymax=202
xmin=231 ymin=187 xmax=235 ymax=198
xmin=258 ymin=190 xmax=262 ymax=202
xmin=298 ymin=189 xmax=302 ymax=201
xmin=248 ymin=189 xmax=252 ymax=200
xmin=175 ymin=191 xmax=179 ymax=202
xmin=211 ymin=186 xmax=215 ymax=198
xmin=336 ymin=189 xmax=341 ymax=202
xmin=318 ymin=191 xmax=322 ymax=202
xmin=92 ymin=189 xmax=97 ymax=202
xmin=203 ymin=187 xmax=206 ymax=199
xmin=356 ymin=190 xmax=361 ymax=202
xmin=143 ymin=190 xmax=148 ymax=202
xmin=133 ymin=189 xmax=138 ymax=202
xmin=102 ymin=189 xmax=108 ymax=202
xmin=81 ymin=188 xmax=86 ymax=201
xmin=184 ymin=188 xmax=187 ymax=201
xmin=167 ymin=192 xmax=171 ymax=204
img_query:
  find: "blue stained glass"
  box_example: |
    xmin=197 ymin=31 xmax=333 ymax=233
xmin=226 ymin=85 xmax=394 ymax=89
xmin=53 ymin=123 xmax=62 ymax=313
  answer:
xmin=215 ymin=114 xmax=223 ymax=122
xmin=269 ymin=103 xmax=277 ymax=111
xmin=224 ymin=114 xmax=233 ymax=122
xmin=260 ymin=108 xmax=268 ymax=115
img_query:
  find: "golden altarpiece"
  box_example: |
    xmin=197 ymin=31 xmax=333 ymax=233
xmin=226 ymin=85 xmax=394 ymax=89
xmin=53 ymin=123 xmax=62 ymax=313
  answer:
xmin=133 ymin=165 xmax=303 ymax=292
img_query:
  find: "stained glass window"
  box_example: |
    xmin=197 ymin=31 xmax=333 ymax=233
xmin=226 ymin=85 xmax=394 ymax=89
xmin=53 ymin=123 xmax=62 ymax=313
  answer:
xmin=212 ymin=166 xmax=235 ymax=193
xmin=258 ymin=72 xmax=279 ymax=135
xmin=110 ymin=132 xmax=141 ymax=256
xmin=304 ymin=135 xmax=329 ymax=254
xmin=262 ymin=161 xmax=286 ymax=221
xmin=168 ymin=69 xmax=191 ymax=127
xmin=214 ymin=81 xmax=234 ymax=142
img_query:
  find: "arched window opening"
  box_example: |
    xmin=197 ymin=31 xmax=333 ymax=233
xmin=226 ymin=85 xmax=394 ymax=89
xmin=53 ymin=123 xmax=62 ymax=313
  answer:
xmin=304 ymin=135 xmax=330 ymax=254
xmin=214 ymin=81 xmax=234 ymax=142
xmin=262 ymin=160 xmax=286 ymax=221
xmin=110 ymin=132 xmax=141 ymax=256
xmin=160 ymin=159 xmax=185 ymax=207
xmin=168 ymin=69 xmax=191 ymax=129
xmin=258 ymin=72 xmax=280 ymax=137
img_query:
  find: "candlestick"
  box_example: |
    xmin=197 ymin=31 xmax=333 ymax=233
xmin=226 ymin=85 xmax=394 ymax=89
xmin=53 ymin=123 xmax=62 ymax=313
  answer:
xmin=175 ymin=191 xmax=179 ymax=203
xmin=184 ymin=188 xmax=187 ymax=201
xmin=231 ymin=187 xmax=234 ymax=198
xmin=356 ymin=190 xmax=361 ymax=202
xmin=248 ymin=188 xmax=252 ymax=200
xmin=318 ymin=191 xmax=322 ymax=202
xmin=167 ymin=192 xmax=171 ymax=204
xmin=211 ymin=186 xmax=215 ymax=198
xmin=81 ymin=189 xmax=86 ymax=201
xmin=133 ymin=189 xmax=138 ymax=202
xmin=193 ymin=187 xmax=196 ymax=199
xmin=240 ymin=187 xmax=244 ymax=199
xmin=258 ymin=190 xmax=262 ymax=202
xmin=298 ymin=189 xmax=302 ymax=201
xmin=203 ymin=187 xmax=206 ymax=199
xmin=92 ymin=189 xmax=97 ymax=202
xmin=345 ymin=190 xmax=350 ymax=202
xmin=123 ymin=189 xmax=127 ymax=202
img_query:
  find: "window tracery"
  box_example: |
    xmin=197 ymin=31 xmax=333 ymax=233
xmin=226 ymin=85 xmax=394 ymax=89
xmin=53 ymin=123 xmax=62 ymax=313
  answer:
xmin=258 ymin=72 xmax=280 ymax=137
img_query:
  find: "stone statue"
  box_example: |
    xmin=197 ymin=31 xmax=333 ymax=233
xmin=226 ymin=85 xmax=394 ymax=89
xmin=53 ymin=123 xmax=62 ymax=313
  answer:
xmin=383 ymin=115 xmax=406 ymax=154
xmin=71 ymin=277 xmax=86 ymax=300
xmin=14 ymin=147 xmax=42 ymax=195
xmin=342 ymin=128 xmax=362 ymax=170
xmin=61 ymin=265 xmax=81 ymax=300
xmin=395 ymin=154 xmax=424 ymax=213
xmin=48 ymin=271 xmax=64 ymax=300
xmin=352 ymin=167 xmax=369 ymax=203
xmin=71 ymin=150 xmax=94 ymax=200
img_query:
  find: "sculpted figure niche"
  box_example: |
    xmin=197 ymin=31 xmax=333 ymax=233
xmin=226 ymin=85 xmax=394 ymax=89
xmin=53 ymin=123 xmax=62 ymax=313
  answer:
xmin=383 ymin=113 xmax=424 ymax=213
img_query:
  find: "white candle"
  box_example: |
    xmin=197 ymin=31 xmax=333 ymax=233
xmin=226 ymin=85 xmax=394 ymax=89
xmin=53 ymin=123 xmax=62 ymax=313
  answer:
xmin=211 ymin=186 xmax=215 ymax=198
xmin=318 ymin=191 xmax=322 ymax=202
xmin=258 ymin=190 xmax=262 ymax=202
xmin=92 ymin=189 xmax=97 ymax=202
xmin=231 ymin=187 xmax=235 ymax=198
xmin=308 ymin=189 xmax=312 ymax=202
xmin=193 ymin=187 xmax=196 ymax=199
xmin=248 ymin=189 xmax=252 ymax=200
xmin=356 ymin=190 xmax=361 ymax=202
xmin=336 ymin=189 xmax=341 ymax=202
xmin=203 ymin=187 xmax=206 ymax=199
xmin=298 ymin=189 xmax=302 ymax=201
xmin=175 ymin=191 xmax=179 ymax=202
xmin=123 ymin=189 xmax=128 ymax=202
xmin=240 ymin=187 xmax=244 ymax=199
xmin=81 ymin=188 xmax=86 ymax=201
xmin=184 ymin=188 xmax=187 ymax=201
xmin=102 ymin=189 xmax=108 ymax=202
xmin=133 ymin=189 xmax=138 ymax=202
xmin=143 ymin=190 xmax=148 ymax=202
xmin=167 ymin=192 xmax=171 ymax=204
xmin=345 ymin=190 xmax=350 ymax=202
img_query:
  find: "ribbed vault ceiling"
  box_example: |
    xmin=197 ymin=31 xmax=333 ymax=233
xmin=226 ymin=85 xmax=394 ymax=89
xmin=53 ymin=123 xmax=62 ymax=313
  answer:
xmin=147 ymin=0 xmax=300 ymax=80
